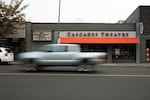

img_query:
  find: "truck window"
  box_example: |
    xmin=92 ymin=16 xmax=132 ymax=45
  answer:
xmin=52 ymin=46 xmax=67 ymax=52
xmin=39 ymin=45 xmax=53 ymax=52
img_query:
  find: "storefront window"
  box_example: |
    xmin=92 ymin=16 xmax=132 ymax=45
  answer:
xmin=80 ymin=44 xmax=136 ymax=62
xmin=112 ymin=45 xmax=136 ymax=62
xmin=80 ymin=44 xmax=107 ymax=52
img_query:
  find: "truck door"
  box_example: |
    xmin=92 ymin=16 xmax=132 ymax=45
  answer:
xmin=43 ymin=45 xmax=75 ymax=65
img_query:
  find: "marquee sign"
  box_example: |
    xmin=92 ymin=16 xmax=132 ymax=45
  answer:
xmin=59 ymin=31 xmax=136 ymax=38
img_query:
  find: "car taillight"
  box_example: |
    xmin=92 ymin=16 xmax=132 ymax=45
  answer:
xmin=99 ymin=54 xmax=107 ymax=59
xmin=5 ymin=51 xmax=8 ymax=56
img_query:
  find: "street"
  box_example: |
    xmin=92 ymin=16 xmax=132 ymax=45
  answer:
xmin=0 ymin=64 xmax=150 ymax=100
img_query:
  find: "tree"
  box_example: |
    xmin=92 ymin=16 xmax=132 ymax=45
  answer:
xmin=0 ymin=0 xmax=28 ymax=37
xmin=117 ymin=20 xmax=124 ymax=24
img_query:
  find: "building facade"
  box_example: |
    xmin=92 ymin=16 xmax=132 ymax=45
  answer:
xmin=26 ymin=22 xmax=140 ymax=63
xmin=126 ymin=6 xmax=150 ymax=63
xmin=0 ymin=25 xmax=26 ymax=58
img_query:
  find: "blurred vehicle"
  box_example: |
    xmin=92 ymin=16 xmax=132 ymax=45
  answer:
xmin=0 ymin=47 xmax=14 ymax=63
xmin=18 ymin=44 xmax=107 ymax=71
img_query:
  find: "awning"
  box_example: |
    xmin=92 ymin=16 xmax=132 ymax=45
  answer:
xmin=60 ymin=38 xmax=139 ymax=44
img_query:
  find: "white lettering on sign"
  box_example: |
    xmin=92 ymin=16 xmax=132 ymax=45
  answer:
xmin=59 ymin=31 xmax=136 ymax=38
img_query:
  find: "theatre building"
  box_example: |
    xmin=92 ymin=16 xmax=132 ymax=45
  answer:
xmin=26 ymin=23 xmax=140 ymax=63
xmin=125 ymin=6 xmax=150 ymax=63
xmin=59 ymin=25 xmax=140 ymax=63
xmin=25 ymin=6 xmax=150 ymax=63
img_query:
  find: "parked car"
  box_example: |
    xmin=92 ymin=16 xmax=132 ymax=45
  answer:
xmin=0 ymin=47 xmax=14 ymax=63
xmin=18 ymin=44 xmax=107 ymax=71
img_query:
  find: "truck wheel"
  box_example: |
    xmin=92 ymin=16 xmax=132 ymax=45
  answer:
xmin=78 ymin=59 xmax=94 ymax=72
xmin=21 ymin=59 xmax=38 ymax=72
xmin=78 ymin=62 xmax=93 ymax=72
xmin=77 ymin=66 xmax=93 ymax=72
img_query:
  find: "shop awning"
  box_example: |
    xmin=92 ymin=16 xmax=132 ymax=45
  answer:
xmin=60 ymin=38 xmax=139 ymax=44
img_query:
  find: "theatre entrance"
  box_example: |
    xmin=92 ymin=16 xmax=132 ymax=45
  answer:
xmin=79 ymin=44 xmax=136 ymax=63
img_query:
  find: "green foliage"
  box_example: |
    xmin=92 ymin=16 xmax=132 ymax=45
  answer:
xmin=0 ymin=0 xmax=28 ymax=37
xmin=117 ymin=20 xmax=124 ymax=24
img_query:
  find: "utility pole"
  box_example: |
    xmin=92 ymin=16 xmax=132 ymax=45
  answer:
xmin=57 ymin=0 xmax=61 ymax=43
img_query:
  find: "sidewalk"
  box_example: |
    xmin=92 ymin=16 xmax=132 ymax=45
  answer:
xmin=101 ymin=63 xmax=150 ymax=67
xmin=10 ymin=61 xmax=150 ymax=67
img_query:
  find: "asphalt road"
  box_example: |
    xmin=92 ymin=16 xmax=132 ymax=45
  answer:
xmin=0 ymin=64 xmax=150 ymax=100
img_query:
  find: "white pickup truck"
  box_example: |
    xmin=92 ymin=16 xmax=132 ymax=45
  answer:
xmin=18 ymin=44 xmax=107 ymax=71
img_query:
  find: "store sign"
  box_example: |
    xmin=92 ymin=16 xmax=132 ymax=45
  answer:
xmin=33 ymin=32 xmax=52 ymax=41
xmin=60 ymin=31 xmax=136 ymax=38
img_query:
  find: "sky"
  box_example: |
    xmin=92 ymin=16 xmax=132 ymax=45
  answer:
xmin=21 ymin=0 xmax=150 ymax=23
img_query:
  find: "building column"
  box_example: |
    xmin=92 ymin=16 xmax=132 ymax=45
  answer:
xmin=26 ymin=22 xmax=32 ymax=51
xmin=136 ymin=43 xmax=140 ymax=63
xmin=140 ymin=37 xmax=146 ymax=62
xmin=107 ymin=45 xmax=112 ymax=63
xmin=136 ymin=23 xmax=141 ymax=63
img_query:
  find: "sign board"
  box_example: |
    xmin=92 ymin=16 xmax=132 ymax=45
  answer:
xmin=33 ymin=32 xmax=52 ymax=41
xmin=60 ymin=31 xmax=136 ymax=38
